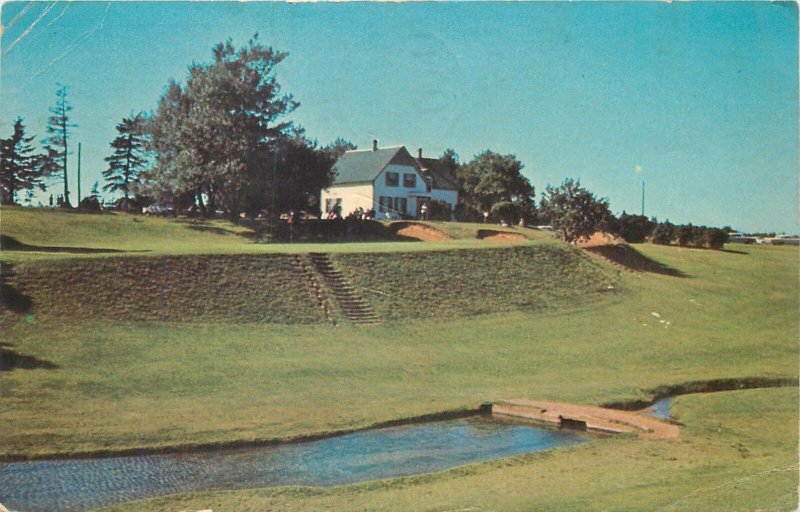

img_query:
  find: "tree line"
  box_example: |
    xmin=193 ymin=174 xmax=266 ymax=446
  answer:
xmin=1 ymin=35 xmax=731 ymax=248
xmin=1 ymin=36 xmax=352 ymax=217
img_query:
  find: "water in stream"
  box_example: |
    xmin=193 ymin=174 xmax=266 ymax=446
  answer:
xmin=0 ymin=417 xmax=589 ymax=512
xmin=647 ymin=397 xmax=673 ymax=420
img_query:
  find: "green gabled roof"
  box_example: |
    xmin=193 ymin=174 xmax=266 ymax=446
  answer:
xmin=417 ymin=157 xmax=459 ymax=191
xmin=331 ymin=146 xmax=407 ymax=185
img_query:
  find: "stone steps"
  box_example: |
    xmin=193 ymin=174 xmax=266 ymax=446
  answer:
xmin=291 ymin=255 xmax=336 ymax=325
xmin=309 ymin=253 xmax=381 ymax=326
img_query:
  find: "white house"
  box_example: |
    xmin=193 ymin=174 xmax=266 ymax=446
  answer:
xmin=321 ymin=140 xmax=459 ymax=220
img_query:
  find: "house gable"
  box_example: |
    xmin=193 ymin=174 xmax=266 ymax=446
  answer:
xmin=323 ymin=144 xmax=458 ymax=218
xmin=331 ymin=147 xmax=404 ymax=186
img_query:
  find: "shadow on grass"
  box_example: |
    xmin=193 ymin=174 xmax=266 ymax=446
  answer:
xmin=0 ymin=262 xmax=32 ymax=313
xmin=183 ymin=224 xmax=241 ymax=236
xmin=0 ymin=235 xmax=147 ymax=254
xmin=586 ymin=244 xmax=687 ymax=277
xmin=250 ymin=220 xmax=410 ymax=243
xmin=669 ymin=243 xmax=749 ymax=256
xmin=0 ymin=342 xmax=59 ymax=371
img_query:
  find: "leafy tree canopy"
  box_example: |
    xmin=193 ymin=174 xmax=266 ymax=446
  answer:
xmin=146 ymin=35 xmax=299 ymax=217
xmin=457 ymin=150 xmax=535 ymax=216
xmin=539 ymin=178 xmax=616 ymax=243
xmin=243 ymin=127 xmax=335 ymax=217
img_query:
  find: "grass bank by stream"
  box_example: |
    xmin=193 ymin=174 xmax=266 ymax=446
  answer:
xmin=100 ymin=387 xmax=799 ymax=512
xmin=0 ymin=207 xmax=797 ymax=509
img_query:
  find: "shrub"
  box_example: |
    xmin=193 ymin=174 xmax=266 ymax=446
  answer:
xmin=454 ymin=202 xmax=482 ymax=222
xmin=704 ymin=228 xmax=729 ymax=250
xmin=428 ymin=200 xmax=452 ymax=221
xmin=651 ymin=222 xmax=675 ymax=245
xmin=618 ymin=213 xmax=655 ymax=243
xmin=490 ymin=201 xmax=520 ymax=226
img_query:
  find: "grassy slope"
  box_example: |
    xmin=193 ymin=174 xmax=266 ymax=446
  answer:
xmin=0 ymin=243 xmax=796 ymax=459
xmin=5 ymin=255 xmax=324 ymax=324
xmin=335 ymin=245 xmax=615 ymax=320
xmin=102 ymin=387 xmax=799 ymax=512
xmin=3 ymin=245 xmax=609 ymax=326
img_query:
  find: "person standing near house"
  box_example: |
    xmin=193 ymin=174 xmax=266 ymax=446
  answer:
xmin=420 ymin=203 xmax=429 ymax=220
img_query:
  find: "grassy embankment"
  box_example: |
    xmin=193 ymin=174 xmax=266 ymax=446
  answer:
xmin=102 ymin=387 xmax=799 ymax=512
xmin=0 ymin=206 xmax=797 ymax=509
xmin=0 ymin=206 xmax=553 ymax=263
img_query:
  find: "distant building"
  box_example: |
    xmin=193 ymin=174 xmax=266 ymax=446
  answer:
xmin=320 ymin=140 xmax=458 ymax=220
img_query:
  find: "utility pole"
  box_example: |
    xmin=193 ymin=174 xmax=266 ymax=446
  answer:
xmin=77 ymin=142 xmax=82 ymax=205
xmin=641 ymin=180 xmax=645 ymax=216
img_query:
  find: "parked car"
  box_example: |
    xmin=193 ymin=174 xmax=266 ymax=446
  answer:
xmin=279 ymin=210 xmax=318 ymax=221
xmin=143 ymin=204 xmax=174 ymax=216
xmin=771 ymin=235 xmax=800 ymax=246
xmin=727 ymin=233 xmax=756 ymax=244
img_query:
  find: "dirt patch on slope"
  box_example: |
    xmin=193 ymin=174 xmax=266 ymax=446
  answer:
xmin=575 ymin=231 xmax=625 ymax=248
xmin=476 ymin=229 xmax=526 ymax=242
xmin=393 ymin=223 xmax=451 ymax=241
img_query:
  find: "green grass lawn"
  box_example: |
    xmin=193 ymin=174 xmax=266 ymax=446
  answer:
xmin=100 ymin=387 xmax=799 ymax=512
xmin=1 ymin=207 xmax=797 ymax=510
xmin=0 ymin=206 xmax=557 ymax=263
xmin=1 ymin=242 xmax=796 ymax=460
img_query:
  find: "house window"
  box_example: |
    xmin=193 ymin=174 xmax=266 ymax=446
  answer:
xmin=385 ymin=172 xmax=399 ymax=187
xmin=393 ymin=197 xmax=407 ymax=215
xmin=378 ymin=196 xmax=391 ymax=212
xmin=403 ymin=174 xmax=416 ymax=188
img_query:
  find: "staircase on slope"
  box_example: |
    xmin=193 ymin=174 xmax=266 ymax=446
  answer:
xmin=308 ymin=253 xmax=381 ymax=326
xmin=291 ymin=255 xmax=336 ymax=326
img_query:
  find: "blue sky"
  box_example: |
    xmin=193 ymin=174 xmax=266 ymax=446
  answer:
xmin=1 ymin=1 xmax=797 ymax=233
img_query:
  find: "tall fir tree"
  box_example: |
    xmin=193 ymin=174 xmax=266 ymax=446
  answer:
xmin=0 ymin=118 xmax=44 ymax=205
xmin=42 ymin=85 xmax=76 ymax=207
xmin=103 ymin=114 xmax=147 ymax=200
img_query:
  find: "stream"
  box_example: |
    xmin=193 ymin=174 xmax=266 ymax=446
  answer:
xmin=0 ymin=416 xmax=591 ymax=512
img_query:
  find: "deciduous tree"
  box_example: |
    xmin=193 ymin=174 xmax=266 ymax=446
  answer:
xmin=617 ymin=212 xmax=655 ymax=243
xmin=457 ymin=150 xmax=535 ymax=220
xmin=539 ymin=178 xmax=616 ymax=243
xmin=244 ymin=128 xmax=334 ymax=217
xmin=147 ymin=35 xmax=298 ymax=218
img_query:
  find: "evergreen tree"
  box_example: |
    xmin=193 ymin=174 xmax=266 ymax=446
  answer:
xmin=324 ymin=137 xmax=357 ymax=159
xmin=0 ymin=118 xmax=44 ymax=205
xmin=103 ymin=114 xmax=148 ymax=200
xmin=42 ymin=85 xmax=76 ymax=207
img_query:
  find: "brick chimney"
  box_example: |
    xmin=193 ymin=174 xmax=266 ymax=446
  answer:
xmin=372 ymin=139 xmax=378 ymax=152
xmin=418 ymin=148 xmax=422 ymax=159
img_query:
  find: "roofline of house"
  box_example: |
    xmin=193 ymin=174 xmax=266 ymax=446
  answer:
xmin=324 ymin=181 xmax=374 ymax=188
xmin=343 ymin=145 xmax=405 ymax=154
